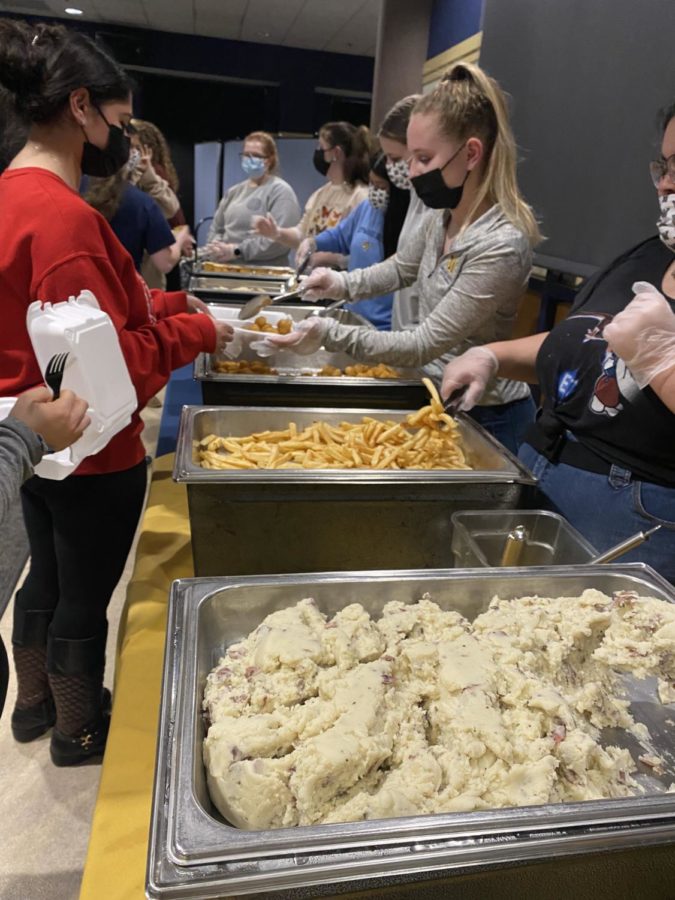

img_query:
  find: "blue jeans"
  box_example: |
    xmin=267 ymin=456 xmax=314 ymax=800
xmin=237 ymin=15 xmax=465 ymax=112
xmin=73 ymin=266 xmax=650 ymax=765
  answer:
xmin=467 ymin=394 xmax=536 ymax=456
xmin=519 ymin=443 xmax=675 ymax=583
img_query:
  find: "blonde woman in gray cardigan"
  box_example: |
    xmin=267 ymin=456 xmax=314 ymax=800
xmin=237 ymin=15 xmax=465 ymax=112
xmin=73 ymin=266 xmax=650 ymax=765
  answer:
xmin=260 ymin=64 xmax=541 ymax=453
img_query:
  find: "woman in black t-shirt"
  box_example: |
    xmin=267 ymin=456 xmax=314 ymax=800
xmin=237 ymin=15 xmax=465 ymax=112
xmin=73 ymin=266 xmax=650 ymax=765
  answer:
xmin=439 ymin=103 xmax=675 ymax=582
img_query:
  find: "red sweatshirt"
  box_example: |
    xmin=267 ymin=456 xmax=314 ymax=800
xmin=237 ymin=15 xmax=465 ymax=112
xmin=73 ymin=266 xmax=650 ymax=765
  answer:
xmin=0 ymin=167 xmax=216 ymax=475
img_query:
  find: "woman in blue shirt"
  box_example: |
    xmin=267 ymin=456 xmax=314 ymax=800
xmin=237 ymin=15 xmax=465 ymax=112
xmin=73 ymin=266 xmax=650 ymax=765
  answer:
xmin=297 ymin=154 xmax=409 ymax=330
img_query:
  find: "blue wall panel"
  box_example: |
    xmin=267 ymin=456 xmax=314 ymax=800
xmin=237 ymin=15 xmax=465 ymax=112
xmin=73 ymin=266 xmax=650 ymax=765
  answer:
xmin=427 ymin=0 xmax=484 ymax=59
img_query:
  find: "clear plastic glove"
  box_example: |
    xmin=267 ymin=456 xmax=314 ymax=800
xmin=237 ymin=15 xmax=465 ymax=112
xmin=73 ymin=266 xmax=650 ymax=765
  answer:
xmin=603 ymin=281 xmax=675 ymax=388
xmin=251 ymin=214 xmax=280 ymax=241
xmin=250 ymin=317 xmax=330 ymax=357
xmin=204 ymin=241 xmax=235 ymax=262
xmin=300 ymin=267 xmax=347 ymax=301
xmin=295 ymin=237 xmax=316 ymax=271
xmin=440 ymin=346 xmax=499 ymax=411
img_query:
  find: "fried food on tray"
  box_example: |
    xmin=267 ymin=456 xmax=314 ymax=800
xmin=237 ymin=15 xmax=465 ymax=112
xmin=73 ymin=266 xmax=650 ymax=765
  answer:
xmin=197 ymin=378 xmax=470 ymax=471
xmin=214 ymin=359 xmax=278 ymax=375
xmin=201 ymin=261 xmax=294 ymax=277
xmin=309 ymin=363 xmax=401 ymax=379
xmin=245 ymin=315 xmax=293 ymax=334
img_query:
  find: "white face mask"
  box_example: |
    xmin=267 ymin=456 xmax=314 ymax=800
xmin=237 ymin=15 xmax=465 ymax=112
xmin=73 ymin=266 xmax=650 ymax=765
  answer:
xmin=385 ymin=157 xmax=411 ymax=191
xmin=125 ymin=147 xmax=141 ymax=175
xmin=657 ymin=193 xmax=675 ymax=252
xmin=368 ymin=185 xmax=389 ymax=211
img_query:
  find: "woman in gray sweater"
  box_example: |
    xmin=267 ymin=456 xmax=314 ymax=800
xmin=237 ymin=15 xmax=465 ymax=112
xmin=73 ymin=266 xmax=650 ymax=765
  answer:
xmin=204 ymin=131 xmax=301 ymax=268
xmin=260 ymin=64 xmax=542 ymax=454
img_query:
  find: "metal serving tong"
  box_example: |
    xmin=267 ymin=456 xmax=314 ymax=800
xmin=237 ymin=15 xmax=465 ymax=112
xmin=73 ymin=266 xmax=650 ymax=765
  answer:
xmin=589 ymin=524 xmax=663 ymax=564
xmin=443 ymin=385 xmax=468 ymax=414
xmin=498 ymin=522 xmax=663 ymax=567
xmin=500 ymin=525 xmax=528 ymax=566
xmin=238 ymin=286 xmax=307 ymax=320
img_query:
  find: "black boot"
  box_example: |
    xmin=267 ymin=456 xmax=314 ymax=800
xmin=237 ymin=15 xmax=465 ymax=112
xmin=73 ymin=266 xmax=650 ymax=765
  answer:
xmin=11 ymin=608 xmax=56 ymax=743
xmin=47 ymin=630 xmax=111 ymax=767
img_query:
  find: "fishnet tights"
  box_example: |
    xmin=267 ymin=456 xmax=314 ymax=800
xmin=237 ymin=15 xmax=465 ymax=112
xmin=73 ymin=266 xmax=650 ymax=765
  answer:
xmin=12 ymin=646 xmax=50 ymax=709
xmin=48 ymin=673 xmax=101 ymax=735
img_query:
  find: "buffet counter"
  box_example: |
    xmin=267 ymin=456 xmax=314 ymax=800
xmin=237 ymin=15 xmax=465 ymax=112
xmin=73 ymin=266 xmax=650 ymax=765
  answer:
xmin=80 ymin=455 xmax=192 ymax=900
xmin=79 ymin=456 xmax=675 ymax=900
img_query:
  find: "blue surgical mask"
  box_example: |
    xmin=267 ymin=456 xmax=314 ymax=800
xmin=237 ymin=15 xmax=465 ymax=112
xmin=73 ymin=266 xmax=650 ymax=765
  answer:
xmin=242 ymin=155 xmax=266 ymax=178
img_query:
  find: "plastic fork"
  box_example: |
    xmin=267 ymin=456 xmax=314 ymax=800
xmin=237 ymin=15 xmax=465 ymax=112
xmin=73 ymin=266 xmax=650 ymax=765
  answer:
xmin=45 ymin=352 xmax=69 ymax=399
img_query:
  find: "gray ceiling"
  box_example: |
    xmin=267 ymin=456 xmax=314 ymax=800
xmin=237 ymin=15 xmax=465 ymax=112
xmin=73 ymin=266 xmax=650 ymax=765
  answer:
xmin=0 ymin=0 xmax=381 ymax=56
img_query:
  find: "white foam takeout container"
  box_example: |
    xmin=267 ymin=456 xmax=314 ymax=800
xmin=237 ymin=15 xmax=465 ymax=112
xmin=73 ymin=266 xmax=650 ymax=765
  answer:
xmin=206 ymin=304 xmax=295 ymax=337
xmin=0 ymin=290 xmax=137 ymax=480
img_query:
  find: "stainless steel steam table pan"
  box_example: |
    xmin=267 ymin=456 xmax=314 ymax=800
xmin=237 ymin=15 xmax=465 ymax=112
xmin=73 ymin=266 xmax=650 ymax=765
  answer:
xmin=194 ymin=330 xmax=427 ymax=409
xmin=173 ymin=406 xmax=536 ymax=576
xmin=148 ymin=565 xmax=675 ymax=881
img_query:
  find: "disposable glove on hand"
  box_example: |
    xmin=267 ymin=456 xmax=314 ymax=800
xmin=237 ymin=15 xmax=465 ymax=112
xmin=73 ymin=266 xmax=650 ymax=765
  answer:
xmin=300 ymin=267 xmax=347 ymax=301
xmin=250 ymin=317 xmax=330 ymax=358
xmin=295 ymin=237 xmax=316 ymax=271
xmin=440 ymin=346 xmax=499 ymax=411
xmin=603 ymin=281 xmax=675 ymax=388
xmin=251 ymin=214 xmax=281 ymax=241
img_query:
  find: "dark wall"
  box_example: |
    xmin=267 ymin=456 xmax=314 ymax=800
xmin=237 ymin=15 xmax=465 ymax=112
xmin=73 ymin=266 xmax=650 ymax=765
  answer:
xmin=2 ymin=12 xmax=374 ymax=135
xmin=480 ymin=0 xmax=675 ymax=275
xmin=1 ymin=14 xmax=374 ymax=232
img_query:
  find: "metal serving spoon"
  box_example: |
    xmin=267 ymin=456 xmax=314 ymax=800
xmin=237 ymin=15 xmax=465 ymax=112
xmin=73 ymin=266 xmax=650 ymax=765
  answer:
xmin=238 ymin=286 xmax=307 ymax=320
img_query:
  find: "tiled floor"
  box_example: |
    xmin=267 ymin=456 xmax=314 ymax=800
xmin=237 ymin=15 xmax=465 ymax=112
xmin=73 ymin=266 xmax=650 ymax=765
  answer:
xmin=0 ymin=401 xmax=163 ymax=900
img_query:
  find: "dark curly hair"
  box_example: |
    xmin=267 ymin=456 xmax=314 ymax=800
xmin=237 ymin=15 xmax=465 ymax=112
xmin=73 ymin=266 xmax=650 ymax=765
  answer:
xmin=0 ymin=18 xmax=132 ymax=125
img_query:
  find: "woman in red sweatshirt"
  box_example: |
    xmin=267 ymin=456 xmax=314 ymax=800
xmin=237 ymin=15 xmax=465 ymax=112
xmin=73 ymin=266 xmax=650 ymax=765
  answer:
xmin=0 ymin=20 xmax=233 ymax=766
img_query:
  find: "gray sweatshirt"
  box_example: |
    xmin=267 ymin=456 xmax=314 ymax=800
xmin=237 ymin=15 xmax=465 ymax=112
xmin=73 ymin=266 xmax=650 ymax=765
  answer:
xmin=324 ymin=204 xmax=533 ymax=405
xmin=0 ymin=417 xmax=45 ymax=525
xmin=391 ymin=191 xmax=433 ymax=330
xmin=207 ymin=175 xmax=301 ymax=266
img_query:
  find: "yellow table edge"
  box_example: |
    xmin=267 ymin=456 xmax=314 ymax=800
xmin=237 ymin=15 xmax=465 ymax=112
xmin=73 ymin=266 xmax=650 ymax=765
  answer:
xmin=80 ymin=454 xmax=193 ymax=900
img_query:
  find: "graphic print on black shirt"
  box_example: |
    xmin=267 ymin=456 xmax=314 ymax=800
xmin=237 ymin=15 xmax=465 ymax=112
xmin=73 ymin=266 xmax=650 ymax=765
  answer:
xmin=533 ymin=236 xmax=675 ymax=485
xmin=553 ymin=310 xmax=641 ymax=419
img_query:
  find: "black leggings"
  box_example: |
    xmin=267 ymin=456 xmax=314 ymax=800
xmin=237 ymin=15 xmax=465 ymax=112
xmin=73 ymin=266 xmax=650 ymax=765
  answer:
xmin=16 ymin=462 xmax=147 ymax=639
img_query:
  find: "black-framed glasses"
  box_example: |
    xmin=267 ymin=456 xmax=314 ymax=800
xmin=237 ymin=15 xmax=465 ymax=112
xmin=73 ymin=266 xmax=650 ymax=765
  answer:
xmin=649 ymin=154 xmax=675 ymax=187
xmin=239 ymin=152 xmax=268 ymax=160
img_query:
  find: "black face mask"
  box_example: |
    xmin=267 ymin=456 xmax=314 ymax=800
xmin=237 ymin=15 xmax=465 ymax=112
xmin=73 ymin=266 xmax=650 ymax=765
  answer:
xmin=80 ymin=107 xmax=131 ymax=178
xmin=313 ymin=147 xmax=331 ymax=177
xmin=410 ymin=143 xmax=468 ymax=210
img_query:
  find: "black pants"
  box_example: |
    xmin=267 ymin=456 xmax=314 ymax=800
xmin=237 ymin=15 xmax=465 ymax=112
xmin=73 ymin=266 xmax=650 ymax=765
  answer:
xmin=15 ymin=461 xmax=147 ymax=640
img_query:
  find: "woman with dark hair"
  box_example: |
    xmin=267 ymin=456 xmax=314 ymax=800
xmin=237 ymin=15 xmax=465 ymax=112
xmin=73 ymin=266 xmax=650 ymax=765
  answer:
xmin=83 ymin=169 xmax=193 ymax=275
xmin=253 ymin=121 xmax=370 ymax=267
xmin=377 ymin=94 xmax=431 ymax=329
xmin=439 ymin=102 xmax=675 ymax=581
xmin=0 ymin=19 xmax=232 ymax=766
xmin=294 ymin=153 xmax=409 ymax=329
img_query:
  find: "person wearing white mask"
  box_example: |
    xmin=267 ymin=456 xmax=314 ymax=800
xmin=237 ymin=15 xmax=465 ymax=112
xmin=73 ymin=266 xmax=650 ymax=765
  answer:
xmin=377 ymin=94 xmax=433 ymax=329
xmin=435 ymin=102 xmax=675 ymax=581
xmin=294 ymin=153 xmax=409 ymax=329
xmin=204 ymin=131 xmax=301 ymax=267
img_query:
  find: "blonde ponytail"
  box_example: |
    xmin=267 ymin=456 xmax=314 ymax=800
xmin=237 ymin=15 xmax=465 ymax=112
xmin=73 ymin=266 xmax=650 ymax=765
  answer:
xmin=414 ymin=62 xmax=542 ymax=246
